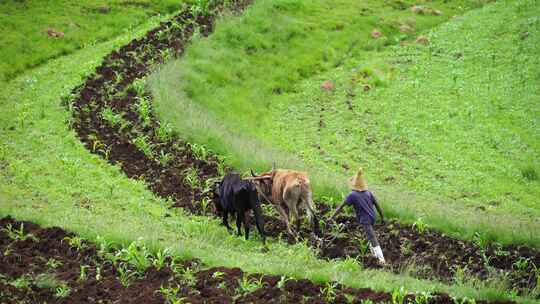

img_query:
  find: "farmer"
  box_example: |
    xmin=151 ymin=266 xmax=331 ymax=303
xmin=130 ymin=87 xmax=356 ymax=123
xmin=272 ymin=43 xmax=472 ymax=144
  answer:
xmin=330 ymin=168 xmax=386 ymax=264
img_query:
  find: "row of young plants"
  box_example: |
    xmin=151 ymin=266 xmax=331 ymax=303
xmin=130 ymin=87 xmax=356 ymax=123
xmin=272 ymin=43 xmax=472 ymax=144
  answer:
xmin=1 ymin=218 xmax=506 ymax=303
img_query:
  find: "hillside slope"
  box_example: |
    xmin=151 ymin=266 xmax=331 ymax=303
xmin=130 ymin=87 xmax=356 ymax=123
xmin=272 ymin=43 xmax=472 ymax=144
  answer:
xmin=151 ymin=0 xmax=540 ymax=246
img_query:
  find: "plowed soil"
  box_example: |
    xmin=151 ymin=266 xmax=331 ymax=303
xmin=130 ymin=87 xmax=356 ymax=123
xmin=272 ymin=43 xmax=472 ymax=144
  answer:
xmin=67 ymin=0 xmax=539 ymax=297
xmin=2 ymin=216 xmax=516 ymax=303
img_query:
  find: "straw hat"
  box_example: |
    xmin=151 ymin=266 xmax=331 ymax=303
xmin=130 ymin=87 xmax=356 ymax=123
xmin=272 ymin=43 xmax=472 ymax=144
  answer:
xmin=350 ymin=168 xmax=368 ymax=191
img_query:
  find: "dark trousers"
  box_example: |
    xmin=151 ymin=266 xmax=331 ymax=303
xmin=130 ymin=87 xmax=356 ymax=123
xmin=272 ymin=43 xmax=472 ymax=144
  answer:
xmin=362 ymin=224 xmax=379 ymax=247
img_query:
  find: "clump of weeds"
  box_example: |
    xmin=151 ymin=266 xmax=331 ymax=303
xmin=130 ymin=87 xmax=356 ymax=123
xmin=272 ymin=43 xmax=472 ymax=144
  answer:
xmin=1 ymin=223 xmax=38 ymax=242
xmin=320 ymin=282 xmax=338 ymax=302
xmin=235 ymin=275 xmax=264 ymax=298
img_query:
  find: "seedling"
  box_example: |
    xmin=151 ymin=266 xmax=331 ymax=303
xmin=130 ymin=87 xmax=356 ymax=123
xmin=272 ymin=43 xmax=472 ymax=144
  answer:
xmin=135 ymin=96 xmax=152 ymax=127
xmin=344 ymin=293 xmax=356 ymax=304
xmin=9 ymin=276 xmax=31 ymax=290
xmin=157 ymin=150 xmax=173 ymax=166
xmin=451 ymin=265 xmax=469 ymax=285
xmin=190 ymin=143 xmax=209 ymax=160
xmin=473 ymin=232 xmax=489 ymax=251
xmin=217 ymin=281 xmax=227 ymax=290
xmin=33 ymin=273 xmax=63 ymax=290
xmin=103 ymin=147 xmax=112 ymax=160
xmin=54 ymin=283 xmax=71 ymax=298
xmin=212 ymin=271 xmax=225 ymax=280
xmin=199 ymin=197 xmax=211 ymax=214
xmin=276 ymin=275 xmax=291 ymax=290
xmin=132 ymin=135 xmax=154 ymax=158
xmin=156 ymin=122 xmax=173 ymax=142
xmin=190 ymin=0 xmax=212 ymax=18
xmin=96 ymin=235 xmax=116 ymax=258
xmin=391 ymin=286 xmax=407 ymax=304
xmin=480 ymin=252 xmax=494 ymax=270
xmin=492 ymin=243 xmax=509 ymax=257
xmin=358 ymin=238 xmax=370 ymax=257
xmin=513 ymin=257 xmax=530 ymax=272
xmin=152 ymin=248 xmax=172 ymax=270
xmin=113 ymin=70 xmax=124 ymax=85
xmin=63 ymin=235 xmax=87 ymax=251
xmin=159 ymin=48 xmax=174 ymax=62
xmin=2 ymin=223 xmax=38 ymax=242
xmin=453 ymin=297 xmax=476 ymax=304
xmin=117 ymin=241 xmax=151 ymax=274
xmin=328 ymin=222 xmax=347 ymax=240
xmin=169 ymin=258 xmax=184 ymax=276
xmin=79 ymin=265 xmax=89 ymax=281
xmin=320 ymin=282 xmax=338 ymax=302
xmin=236 ymin=276 xmax=264 ymax=296
xmin=157 ymin=285 xmax=187 ymax=304
xmin=183 ymin=168 xmax=201 ymax=189
xmin=414 ymin=291 xmax=432 ymax=304
xmin=101 ymin=108 xmax=131 ymax=131
xmin=400 ymin=239 xmax=413 ymax=256
xmin=532 ymin=263 xmax=540 ymax=289
xmin=132 ymin=78 xmax=146 ymax=97
xmin=412 ymin=217 xmax=428 ymax=234
xmin=117 ymin=263 xmax=136 ymax=287
xmin=261 ymin=203 xmax=278 ymax=217
xmin=92 ymin=139 xmax=104 ymax=153
xmin=3 ymin=245 xmax=12 ymax=257
xmin=96 ymin=265 xmax=102 ymax=281
xmin=215 ymin=155 xmax=227 ymax=177
xmin=179 ymin=267 xmax=197 ymax=287
xmin=202 ymin=177 xmax=219 ymax=195
xmin=321 ymin=195 xmax=335 ymax=204
xmin=46 ymin=258 xmax=63 ymax=269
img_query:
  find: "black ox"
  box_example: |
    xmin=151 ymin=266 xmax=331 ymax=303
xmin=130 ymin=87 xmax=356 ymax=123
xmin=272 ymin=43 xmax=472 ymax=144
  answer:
xmin=212 ymin=172 xmax=266 ymax=244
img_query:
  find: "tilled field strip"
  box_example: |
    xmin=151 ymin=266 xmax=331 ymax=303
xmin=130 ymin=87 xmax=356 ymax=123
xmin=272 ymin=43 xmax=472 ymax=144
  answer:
xmin=0 ymin=216 xmax=514 ymax=303
xmin=67 ymin=0 xmax=539 ymax=298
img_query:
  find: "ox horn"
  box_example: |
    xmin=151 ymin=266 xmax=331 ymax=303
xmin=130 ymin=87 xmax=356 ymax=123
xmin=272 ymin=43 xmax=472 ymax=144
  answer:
xmin=250 ymin=169 xmax=256 ymax=177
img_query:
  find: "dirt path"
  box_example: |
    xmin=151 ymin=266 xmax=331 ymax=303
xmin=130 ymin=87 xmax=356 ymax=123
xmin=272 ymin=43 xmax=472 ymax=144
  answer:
xmin=67 ymin=0 xmax=539 ymax=297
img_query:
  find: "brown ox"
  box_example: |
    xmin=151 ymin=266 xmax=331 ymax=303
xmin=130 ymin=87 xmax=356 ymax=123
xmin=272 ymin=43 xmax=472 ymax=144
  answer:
xmin=250 ymin=169 xmax=320 ymax=237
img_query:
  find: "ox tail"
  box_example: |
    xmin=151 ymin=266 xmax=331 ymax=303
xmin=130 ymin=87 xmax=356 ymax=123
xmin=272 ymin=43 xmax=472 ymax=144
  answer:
xmin=304 ymin=190 xmax=321 ymax=237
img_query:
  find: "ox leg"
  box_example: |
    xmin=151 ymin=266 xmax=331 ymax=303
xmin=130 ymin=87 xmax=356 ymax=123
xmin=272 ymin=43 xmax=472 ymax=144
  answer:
xmin=244 ymin=211 xmax=250 ymax=240
xmin=274 ymin=204 xmax=295 ymax=237
xmin=253 ymin=203 xmax=266 ymax=245
xmin=290 ymin=203 xmax=301 ymax=235
xmin=304 ymin=192 xmax=321 ymax=237
xmin=222 ymin=209 xmax=233 ymax=232
xmin=283 ymin=187 xmax=301 ymax=237
xmin=236 ymin=211 xmax=243 ymax=237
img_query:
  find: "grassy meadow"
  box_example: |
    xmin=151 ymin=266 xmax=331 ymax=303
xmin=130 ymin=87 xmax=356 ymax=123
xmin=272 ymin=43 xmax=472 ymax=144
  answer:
xmin=0 ymin=0 xmax=181 ymax=82
xmin=150 ymin=0 xmax=540 ymax=247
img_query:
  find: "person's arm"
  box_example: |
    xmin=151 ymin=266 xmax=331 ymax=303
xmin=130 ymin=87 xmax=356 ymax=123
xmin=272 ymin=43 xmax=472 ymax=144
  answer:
xmin=372 ymin=195 xmax=385 ymax=224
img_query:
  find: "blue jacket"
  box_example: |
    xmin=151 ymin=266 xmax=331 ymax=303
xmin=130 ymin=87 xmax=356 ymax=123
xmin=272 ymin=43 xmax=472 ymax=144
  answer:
xmin=344 ymin=190 xmax=377 ymax=225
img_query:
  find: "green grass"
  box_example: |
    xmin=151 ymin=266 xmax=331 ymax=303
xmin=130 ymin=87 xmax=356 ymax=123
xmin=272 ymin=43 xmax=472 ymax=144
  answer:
xmin=0 ymin=0 xmax=181 ymax=82
xmin=150 ymin=0 xmax=540 ymax=247
xmin=0 ymin=4 xmax=536 ymax=303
